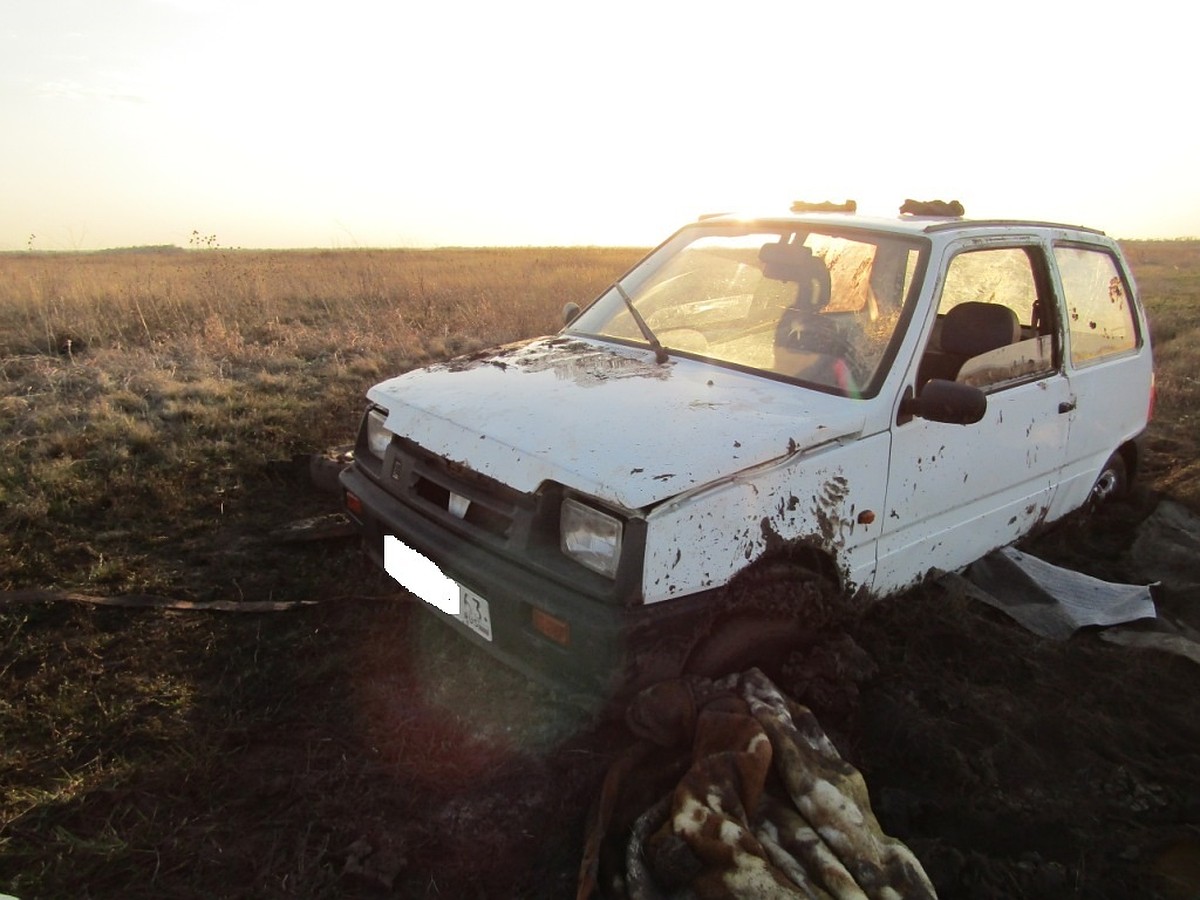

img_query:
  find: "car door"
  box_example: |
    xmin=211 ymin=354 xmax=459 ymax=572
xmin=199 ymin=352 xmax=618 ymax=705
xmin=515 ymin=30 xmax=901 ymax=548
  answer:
xmin=1045 ymin=240 xmax=1155 ymax=518
xmin=875 ymin=239 xmax=1074 ymax=593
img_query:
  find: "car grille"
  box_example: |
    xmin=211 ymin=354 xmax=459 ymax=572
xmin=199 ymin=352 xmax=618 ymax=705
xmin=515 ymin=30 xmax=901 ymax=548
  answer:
xmin=389 ymin=438 xmax=531 ymax=543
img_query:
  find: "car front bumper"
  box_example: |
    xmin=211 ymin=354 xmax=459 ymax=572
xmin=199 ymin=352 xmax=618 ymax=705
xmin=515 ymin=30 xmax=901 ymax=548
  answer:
xmin=340 ymin=464 xmax=714 ymax=702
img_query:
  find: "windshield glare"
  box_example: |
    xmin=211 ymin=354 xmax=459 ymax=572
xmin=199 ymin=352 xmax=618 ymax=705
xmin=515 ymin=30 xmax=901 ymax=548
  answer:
xmin=568 ymin=224 xmax=925 ymax=396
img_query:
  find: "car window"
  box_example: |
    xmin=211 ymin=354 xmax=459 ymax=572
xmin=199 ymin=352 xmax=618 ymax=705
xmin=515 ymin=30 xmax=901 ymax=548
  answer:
xmin=938 ymin=247 xmax=1039 ymax=322
xmin=570 ymin=225 xmax=926 ymax=397
xmin=920 ymin=246 xmax=1057 ymax=392
xmin=1053 ymin=245 xmax=1138 ymax=366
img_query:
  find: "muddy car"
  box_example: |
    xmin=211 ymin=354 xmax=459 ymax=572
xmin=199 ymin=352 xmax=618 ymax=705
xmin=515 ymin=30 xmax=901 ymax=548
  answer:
xmin=340 ymin=201 xmax=1155 ymax=698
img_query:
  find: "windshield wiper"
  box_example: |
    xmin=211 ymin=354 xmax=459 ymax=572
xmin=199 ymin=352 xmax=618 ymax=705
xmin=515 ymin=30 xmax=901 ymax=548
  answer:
xmin=614 ymin=282 xmax=668 ymax=364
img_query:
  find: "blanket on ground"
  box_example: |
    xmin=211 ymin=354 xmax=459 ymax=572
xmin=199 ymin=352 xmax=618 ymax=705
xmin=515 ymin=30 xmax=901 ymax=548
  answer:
xmin=579 ymin=669 xmax=935 ymax=899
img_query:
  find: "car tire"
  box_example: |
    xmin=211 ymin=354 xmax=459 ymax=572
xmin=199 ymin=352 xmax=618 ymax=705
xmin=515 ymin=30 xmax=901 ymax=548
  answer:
xmin=1090 ymin=451 xmax=1129 ymax=509
xmin=683 ymin=561 xmax=840 ymax=680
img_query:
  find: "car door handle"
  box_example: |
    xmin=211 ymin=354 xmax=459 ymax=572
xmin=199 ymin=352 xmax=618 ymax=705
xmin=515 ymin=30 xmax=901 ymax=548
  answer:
xmin=1058 ymin=400 xmax=1077 ymax=414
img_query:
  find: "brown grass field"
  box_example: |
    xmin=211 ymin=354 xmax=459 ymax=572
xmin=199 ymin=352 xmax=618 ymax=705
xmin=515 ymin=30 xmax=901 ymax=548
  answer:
xmin=1 ymin=241 xmax=1199 ymax=898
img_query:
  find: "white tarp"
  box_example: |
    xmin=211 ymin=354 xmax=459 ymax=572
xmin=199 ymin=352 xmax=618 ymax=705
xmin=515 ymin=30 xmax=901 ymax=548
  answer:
xmin=960 ymin=545 xmax=1158 ymax=640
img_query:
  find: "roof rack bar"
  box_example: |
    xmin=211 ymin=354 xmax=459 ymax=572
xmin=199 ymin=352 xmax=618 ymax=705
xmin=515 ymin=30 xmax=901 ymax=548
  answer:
xmin=921 ymin=219 xmax=1106 ymax=236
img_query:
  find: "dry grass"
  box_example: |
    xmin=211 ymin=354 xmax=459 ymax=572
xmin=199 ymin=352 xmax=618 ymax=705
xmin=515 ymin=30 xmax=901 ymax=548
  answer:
xmin=0 ymin=244 xmax=642 ymax=898
xmin=0 ymin=239 xmax=1197 ymax=898
xmin=0 ymin=246 xmax=643 ymax=598
xmin=1121 ymin=240 xmax=1200 ymax=506
xmin=0 ymin=246 xmax=635 ymax=359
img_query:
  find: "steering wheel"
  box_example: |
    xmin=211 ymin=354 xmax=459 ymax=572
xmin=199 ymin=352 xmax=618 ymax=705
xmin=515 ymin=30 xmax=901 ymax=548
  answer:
xmin=774 ymin=312 xmax=858 ymax=388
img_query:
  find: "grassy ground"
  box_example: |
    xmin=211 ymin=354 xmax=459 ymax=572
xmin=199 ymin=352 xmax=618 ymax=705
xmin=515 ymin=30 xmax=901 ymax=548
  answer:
xmin=0 ymin=245 xmax=642 ymax=899
xmin=0 ymin=246 xmax=643 ymax=600
xmin=1121 ymin=241 xmax=1200 ymax=507
xmin=1 ymin=240 xmax=1197 ymax=898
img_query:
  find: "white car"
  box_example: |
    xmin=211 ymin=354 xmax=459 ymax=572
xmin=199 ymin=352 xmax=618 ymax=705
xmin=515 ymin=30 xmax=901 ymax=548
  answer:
xmin=340 ymin=201 xmax=1155 ymax=698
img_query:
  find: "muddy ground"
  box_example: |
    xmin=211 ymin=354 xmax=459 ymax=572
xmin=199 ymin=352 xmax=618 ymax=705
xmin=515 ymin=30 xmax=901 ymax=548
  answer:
xmin=324 ymin=476 xmax=1200 ymax=898
xmin=4 ymin=468 xmax=1200 ymax=899
xmin=843 ymin=492 xmax=1200 ymax=900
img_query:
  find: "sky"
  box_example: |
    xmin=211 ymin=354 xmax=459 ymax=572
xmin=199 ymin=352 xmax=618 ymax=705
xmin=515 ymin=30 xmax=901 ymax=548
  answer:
xmin=2 ymin=0 xmax=1198 ymax=251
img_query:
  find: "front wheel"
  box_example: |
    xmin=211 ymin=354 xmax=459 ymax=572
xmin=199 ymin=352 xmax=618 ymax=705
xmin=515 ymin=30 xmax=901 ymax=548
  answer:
xmin=683 ymin=562 xmax=841 ymax=680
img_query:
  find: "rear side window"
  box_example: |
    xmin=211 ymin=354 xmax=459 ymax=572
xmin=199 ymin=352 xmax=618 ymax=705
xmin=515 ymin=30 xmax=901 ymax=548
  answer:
xmin=1054 ymin=246 xmax=1138 ymax=366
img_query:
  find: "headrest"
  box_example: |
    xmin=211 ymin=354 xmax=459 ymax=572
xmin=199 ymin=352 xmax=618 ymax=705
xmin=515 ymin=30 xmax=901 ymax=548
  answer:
xmin=759 ymin=240 xmax=823 ymax=283
xmin=941 ymin=302 xmax=1021 ymax=357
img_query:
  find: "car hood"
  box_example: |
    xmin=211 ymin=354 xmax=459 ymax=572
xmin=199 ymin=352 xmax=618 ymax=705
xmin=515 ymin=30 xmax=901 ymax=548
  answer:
xmin=367 ymin=336 xmax=866 ymax=510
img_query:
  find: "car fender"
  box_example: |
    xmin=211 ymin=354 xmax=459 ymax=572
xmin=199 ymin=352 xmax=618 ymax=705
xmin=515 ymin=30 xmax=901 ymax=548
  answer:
xmin=641 ymin=430 xmax=888 ymax=604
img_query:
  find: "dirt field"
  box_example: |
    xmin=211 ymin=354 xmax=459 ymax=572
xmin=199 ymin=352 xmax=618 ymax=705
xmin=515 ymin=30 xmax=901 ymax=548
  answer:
xmin=848 ymin=492 xmax=1200 ymax=899
xmin=2 ymin=242 xmax=1199 ymax=898
xmin=9 ymin=490 xmax=1196 ymax=900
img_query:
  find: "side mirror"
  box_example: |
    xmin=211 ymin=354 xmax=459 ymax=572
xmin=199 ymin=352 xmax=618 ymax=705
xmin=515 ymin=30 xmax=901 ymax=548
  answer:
xmin=562 ymin=302 xmax=581 ymax=326
xmin=899 ymin=379 xmax=986 ymax=425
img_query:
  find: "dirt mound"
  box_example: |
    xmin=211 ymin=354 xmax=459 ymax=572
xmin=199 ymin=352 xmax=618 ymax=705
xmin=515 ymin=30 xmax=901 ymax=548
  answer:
xmin=574 ymin=488 xmax=1200 ymax=899
xmin=350 ymin=489 xmax=1200 ymax=899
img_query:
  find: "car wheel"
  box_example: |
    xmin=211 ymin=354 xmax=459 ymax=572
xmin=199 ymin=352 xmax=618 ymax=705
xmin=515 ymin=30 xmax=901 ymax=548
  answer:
xmin=1090 ymin=451 xmax=1129 ymax=509
xmin=683 ymin=561 xmax=841 ymax=680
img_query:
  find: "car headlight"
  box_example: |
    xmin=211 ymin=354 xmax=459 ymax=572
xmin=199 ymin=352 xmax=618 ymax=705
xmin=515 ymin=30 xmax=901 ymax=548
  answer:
xmin=560 ymin=498 xmax=624 ymax=579
xmin=365 ymin=407 xmax=392 ymax=459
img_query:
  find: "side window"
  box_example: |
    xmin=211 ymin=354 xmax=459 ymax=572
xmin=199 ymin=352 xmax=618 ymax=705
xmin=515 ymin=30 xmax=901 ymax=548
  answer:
xmin=921 ymin=246 xmax=1056 ymax=391
xmin=1053 ymin=246 xmax=1138 ymax=366
xmin=939 ymin=247 xmax=1039 ymax=322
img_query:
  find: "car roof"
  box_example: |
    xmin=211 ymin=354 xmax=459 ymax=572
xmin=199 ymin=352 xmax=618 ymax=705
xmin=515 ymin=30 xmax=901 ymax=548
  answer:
xmin=697 ymin=209 xmax=1107 ymax=239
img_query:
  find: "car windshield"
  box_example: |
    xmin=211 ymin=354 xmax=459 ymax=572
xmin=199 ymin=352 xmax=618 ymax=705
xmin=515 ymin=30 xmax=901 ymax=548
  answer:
xmin=568 ymin=222 xmax=927 ymax=397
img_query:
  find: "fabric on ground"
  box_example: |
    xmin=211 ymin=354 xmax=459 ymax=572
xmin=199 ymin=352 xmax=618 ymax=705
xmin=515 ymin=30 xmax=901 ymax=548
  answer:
xmin=578 ymin=669 xmax=936 ymax=899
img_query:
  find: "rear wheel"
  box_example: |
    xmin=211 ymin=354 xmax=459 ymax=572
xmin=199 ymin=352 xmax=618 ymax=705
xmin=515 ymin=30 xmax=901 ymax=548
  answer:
xmin=1089 ymin=451 xmax=1129 ymax=509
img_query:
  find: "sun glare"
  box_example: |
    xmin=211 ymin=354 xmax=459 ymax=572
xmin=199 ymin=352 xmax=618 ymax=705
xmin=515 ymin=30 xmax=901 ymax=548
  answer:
xmin=2 ymin=0 xmax=1197 ymax=250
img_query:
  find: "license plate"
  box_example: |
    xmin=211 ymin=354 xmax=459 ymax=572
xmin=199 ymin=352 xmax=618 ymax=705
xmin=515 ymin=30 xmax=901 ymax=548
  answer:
xmin=457 ymin=586 xmax=493 ymax=642
xmin=382 ymin=536 xmax=492 ymax=641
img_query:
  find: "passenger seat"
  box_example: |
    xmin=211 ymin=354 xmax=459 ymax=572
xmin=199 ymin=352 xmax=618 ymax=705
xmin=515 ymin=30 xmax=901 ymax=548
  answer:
xmin=918 ymin=301 xmax=1021 ymax=385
